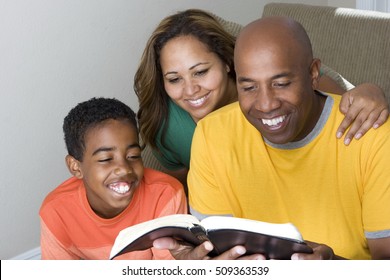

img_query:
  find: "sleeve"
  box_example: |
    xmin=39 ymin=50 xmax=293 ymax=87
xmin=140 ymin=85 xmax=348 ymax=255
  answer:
xmin=156 ymin=177 xmax=188 ymax=218
xmin=362 ymin=126 xmax=390 ymax=237
xmin=187 ymin=122 xmax=232 ymax=217
xmin=149 ymin=177 xmax=187 ymax=260
xmin=40 ymin=219 xmax=79 ymax=260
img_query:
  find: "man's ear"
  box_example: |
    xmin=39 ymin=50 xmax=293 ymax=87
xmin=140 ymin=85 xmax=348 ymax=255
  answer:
xmin=310 ymin=58 xmax=321 ymax=90
xmin=65 ymin=155 xmax=83 ymax=179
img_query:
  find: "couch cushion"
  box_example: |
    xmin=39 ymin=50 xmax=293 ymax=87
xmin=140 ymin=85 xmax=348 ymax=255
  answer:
xmin=262 ymin=3 xmax=390 ymax=102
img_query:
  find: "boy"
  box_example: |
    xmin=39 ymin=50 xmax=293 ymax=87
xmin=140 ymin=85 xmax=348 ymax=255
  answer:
xmin=40 ymin=97 xmax=187 ymax=259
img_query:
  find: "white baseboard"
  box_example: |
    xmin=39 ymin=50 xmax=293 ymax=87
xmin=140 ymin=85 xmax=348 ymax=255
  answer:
xmin=10 ymin=247 xmax=41 ymax=260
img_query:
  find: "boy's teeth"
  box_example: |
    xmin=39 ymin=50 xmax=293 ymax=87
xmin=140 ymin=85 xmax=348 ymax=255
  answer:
xmin=262 ymin=115 xmax=286 ymax=126
xmin=108 ymin=182 xmax=130 ymax=194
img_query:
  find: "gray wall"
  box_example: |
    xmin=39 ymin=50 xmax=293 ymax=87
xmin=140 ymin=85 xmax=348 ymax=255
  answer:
xmin=1 ymin=0 xmax=353 ymax=259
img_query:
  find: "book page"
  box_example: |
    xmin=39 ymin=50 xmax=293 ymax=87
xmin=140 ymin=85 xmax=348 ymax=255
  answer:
xmin=201 ymin=216 xmax=304 ymax=242
xmin=110 ymin=214 xmax=200 ymax=259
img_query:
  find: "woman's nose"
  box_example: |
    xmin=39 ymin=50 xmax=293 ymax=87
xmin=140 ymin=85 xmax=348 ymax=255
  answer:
xmin=183 ymin=80 xmax=200 ymax=96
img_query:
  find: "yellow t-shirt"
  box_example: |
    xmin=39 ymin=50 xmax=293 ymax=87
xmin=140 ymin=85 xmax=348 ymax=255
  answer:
xmin=188 ymin=94 xmax=390 ymax=259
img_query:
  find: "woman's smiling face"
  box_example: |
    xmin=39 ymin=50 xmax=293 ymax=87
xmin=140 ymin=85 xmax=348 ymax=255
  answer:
xmin=160 ymin=35 xmax=232 ymax=122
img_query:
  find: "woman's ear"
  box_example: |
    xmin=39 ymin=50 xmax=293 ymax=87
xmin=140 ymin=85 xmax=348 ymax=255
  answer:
xmin=66 ymin=155 xmax=83 ymax=179
xmin=310 ymin=58 xmax=321 ymax=90
xmin=226 ymin=64 xmax=230 ymax=73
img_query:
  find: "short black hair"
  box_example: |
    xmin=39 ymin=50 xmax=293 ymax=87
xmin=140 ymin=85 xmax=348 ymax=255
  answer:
xmin=63 ymin=97 xmax=138 ymax=161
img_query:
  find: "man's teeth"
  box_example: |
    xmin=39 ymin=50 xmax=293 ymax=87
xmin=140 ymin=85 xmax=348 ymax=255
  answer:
xmin=108 ymin=182 xmax=130 ymax=194
xmin=188 ymin=95 xmax=208 ymax=105
xmin=262 ymin=116 xmax=286 ymax=126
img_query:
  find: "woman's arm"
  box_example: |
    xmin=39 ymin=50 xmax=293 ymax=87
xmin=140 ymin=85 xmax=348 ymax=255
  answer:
xmin=318 ymin=75 xmax=389 ymax=145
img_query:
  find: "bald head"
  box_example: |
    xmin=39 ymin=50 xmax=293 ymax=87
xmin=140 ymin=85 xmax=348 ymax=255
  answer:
xmin=234 ymin=16 xmax=313 ymax=71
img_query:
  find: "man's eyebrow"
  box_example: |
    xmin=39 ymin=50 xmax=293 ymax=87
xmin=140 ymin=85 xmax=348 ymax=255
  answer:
xmin=237 ymin=72 xmax=290 ymax=83
xmin=92 ymin=144 xmax=141 ymax=156
xmin=237 ymin=76 xmax=255 ymax=83
xmin=272 ymin=72 xmax=290 ymax=79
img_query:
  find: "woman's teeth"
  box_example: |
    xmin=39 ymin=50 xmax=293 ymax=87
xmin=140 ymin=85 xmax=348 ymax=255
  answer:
xmin=188 ymin=94 xmax=209 ymax=106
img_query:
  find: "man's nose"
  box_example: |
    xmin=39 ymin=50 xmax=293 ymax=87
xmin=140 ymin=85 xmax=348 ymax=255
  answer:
xmin=254 ymin=87 xmax=281 ymax=112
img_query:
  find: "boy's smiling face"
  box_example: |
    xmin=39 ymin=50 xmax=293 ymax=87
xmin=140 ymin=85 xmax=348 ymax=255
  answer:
xmin=67 ymin=119 xmax=144 ymax=219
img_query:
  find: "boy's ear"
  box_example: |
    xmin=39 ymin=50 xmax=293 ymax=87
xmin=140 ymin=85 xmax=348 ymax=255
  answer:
xmin=65 ymin=155 xmax=83 ymax=179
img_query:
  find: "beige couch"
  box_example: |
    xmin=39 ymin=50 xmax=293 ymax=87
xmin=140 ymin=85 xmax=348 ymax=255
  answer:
xmin=142 ymin=3 xmax=390 ymax=170
xmin=262 ymin=3 xmax=390 ymax=103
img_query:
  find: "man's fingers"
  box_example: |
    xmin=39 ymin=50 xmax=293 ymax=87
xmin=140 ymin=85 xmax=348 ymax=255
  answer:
xmin=212 ymin=245 xmax=247 ymax=260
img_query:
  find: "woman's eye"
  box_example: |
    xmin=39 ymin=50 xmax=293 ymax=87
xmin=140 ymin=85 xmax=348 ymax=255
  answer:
xmin=242 ymin=86 xmax=255 ymax=92
xmin=195 ymin=69 xmax=208 ymax=76
xmin=168 ymin=77 xmax=180 ymax=84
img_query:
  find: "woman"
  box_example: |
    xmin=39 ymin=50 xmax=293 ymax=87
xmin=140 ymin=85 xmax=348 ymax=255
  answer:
xmin=134 ymin=9 xmax=388 ymax=190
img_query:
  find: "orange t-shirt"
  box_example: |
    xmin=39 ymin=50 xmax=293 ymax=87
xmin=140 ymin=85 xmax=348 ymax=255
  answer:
xmin=40 ymin=168 xmax=187 ymax=259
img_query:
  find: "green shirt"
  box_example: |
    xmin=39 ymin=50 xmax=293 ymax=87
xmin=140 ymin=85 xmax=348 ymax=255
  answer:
xmin=154 ymin=100 xmax=196 ymax=170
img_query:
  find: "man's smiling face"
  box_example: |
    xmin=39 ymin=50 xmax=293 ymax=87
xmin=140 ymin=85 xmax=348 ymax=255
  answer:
xmin=234 ymin=17 xmax=321 ymax=144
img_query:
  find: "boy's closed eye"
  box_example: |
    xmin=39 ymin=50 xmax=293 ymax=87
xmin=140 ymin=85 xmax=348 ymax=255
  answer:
xmin=127 ymin=154 xmax=142 ymax=161
xmin=98 ymin=158 xmax=112 ymax=163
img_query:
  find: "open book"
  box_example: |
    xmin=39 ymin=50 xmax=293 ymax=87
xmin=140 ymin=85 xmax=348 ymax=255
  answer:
xmin=109 ymin=214 xmax=312 ymax=260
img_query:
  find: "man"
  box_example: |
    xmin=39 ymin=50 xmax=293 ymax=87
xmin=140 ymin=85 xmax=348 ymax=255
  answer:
xmin=154 ymin=16 xmax=390 ymax=260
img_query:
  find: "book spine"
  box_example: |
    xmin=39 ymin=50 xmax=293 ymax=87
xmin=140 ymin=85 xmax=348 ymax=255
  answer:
xmin=189 ymin=224 xmax=210 ymax=243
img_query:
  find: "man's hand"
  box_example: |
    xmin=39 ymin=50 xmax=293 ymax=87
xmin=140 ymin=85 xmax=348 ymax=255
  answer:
xmin=153 ymin=237 xmax=266 ymax=260
xmin=290 ymin=241 xmax=345 ymax=260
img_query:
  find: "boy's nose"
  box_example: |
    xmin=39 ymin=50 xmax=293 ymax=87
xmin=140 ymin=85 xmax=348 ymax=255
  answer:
xmin=113 ymin=165 xmax=133 ymax=176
